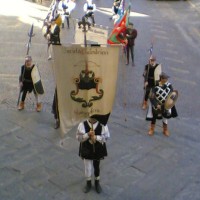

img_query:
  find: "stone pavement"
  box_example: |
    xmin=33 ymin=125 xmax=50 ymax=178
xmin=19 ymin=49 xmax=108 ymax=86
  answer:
xmin=188 ymin=0 xmax=200 ymax=13
xmin=0 ymin=0 xmax=200 ymax=200
xmin=1 ymin=109 xmax=200 ymax=200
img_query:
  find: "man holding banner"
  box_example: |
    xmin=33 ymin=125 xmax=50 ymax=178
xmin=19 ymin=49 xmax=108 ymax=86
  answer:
xmin=76 ymin=117 xmax=110 ymax=193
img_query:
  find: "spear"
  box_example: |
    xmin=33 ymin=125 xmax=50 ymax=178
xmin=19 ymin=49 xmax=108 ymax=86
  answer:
xmin=26 ymin=23 xmax=35 ymax=56
xmin=142 ymin=41 xmax=154 ymax=107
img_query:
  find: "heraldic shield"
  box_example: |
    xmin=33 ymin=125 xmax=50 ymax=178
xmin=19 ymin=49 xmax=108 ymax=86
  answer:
xmin=70 ymin=61 xmax=104 ymax=108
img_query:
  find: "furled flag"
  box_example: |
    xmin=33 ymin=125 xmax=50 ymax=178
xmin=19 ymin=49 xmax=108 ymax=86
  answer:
xmin=107 ymin=5 xmax=131 ymax=44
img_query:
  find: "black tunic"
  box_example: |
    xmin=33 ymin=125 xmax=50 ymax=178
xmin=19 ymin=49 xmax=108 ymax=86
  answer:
xmin=143 ymin=63 xmax=159 ymax=87
xmin=79 ymin=121 xmax=107 ymax=160
xmin=19 ymin=65 xmax=34 ymax=92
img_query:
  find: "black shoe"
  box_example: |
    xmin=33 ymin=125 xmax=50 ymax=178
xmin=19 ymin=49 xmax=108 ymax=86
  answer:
xmin=83 ymin=180 xmax=92 ymax=193
xmin=95 ymin=180 xmax=102 ymax=194
xmin=54 ymin=119 xmax=60 ymax=129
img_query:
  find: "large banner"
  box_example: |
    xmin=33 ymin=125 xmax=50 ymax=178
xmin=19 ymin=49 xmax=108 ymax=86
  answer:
xmin=52 ymin=45 xmax=120 ymax=134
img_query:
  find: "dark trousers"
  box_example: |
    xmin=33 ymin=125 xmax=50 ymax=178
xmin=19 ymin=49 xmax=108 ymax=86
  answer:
xmin=63 ymin=14 xmax=70 ymax=28
xmin=85 ymin=12 xmax=95 ymax=25
xmin=114 ymin=6 xmax=119 ymax=14
xmin=21 ymin=89 xmax=36 ymax=102
xmin=93 ymin=160 xmax=100 ymax=177
xmin=144 ymin=86 xmax=152 ymax=101
xmin=126 ymin=45 xmax=134 ymax=64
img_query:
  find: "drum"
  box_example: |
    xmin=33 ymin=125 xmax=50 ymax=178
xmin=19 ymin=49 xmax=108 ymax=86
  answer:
xmin=164 ymin=90 xmax=178 ymax=110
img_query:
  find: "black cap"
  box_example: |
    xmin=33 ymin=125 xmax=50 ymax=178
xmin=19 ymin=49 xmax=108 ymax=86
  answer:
xmin=160 ymin=72 xmax=170 ymax=79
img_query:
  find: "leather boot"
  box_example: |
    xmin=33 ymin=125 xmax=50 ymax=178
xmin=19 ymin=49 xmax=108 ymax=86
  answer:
xmin=95 ymin=180 xmax=102 ymax=194
xmin=163 ymin=122 xmax=170 ymax=137
xmin=18 ymin=101 xmax=24 ymax=110
xmin=36 ymin=103 xmax=42 ymax=112
xmin=83 ymin=180 xmax=92 ymax=193
xmin=142 ymin=101 xmax=147 ymax=110
xmin=148 ymin=123 xmax=155 ymax=136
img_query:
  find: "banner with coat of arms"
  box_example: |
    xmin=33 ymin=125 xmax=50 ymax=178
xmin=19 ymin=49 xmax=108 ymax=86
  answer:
xmin=52 ymin=45 xmax=120 ymax=134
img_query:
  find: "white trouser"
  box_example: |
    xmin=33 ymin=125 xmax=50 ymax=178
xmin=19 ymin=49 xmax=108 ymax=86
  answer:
xmin=34 ymin=93 xmax=41 ymax=103
xmin=163 ymin=109 xmax=171 ymax=124
xmin=84 ymin=159 xmax=93 ymax=180
xmin=162 ymin=118 xmax=168 ymax=124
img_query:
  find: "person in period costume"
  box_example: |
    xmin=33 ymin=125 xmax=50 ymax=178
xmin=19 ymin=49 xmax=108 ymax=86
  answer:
xmin=46 ymin=16 xmax=61 ymax=60
xmin=110 ymin=0 xmax=120 ymax=20
xmin=142 ymin=55 xmax=160 ymax=110
xmin=59 ymin=0 xmax=76 ymax=29
xmin=78 ymin=15 xmax=91 ymax=30
xmin=146 ymin=72 xmax=178 ymax=136
xmin=18 ymin=56 xmax=42 ymax=112
xmin=125 ymin=22 xmax=137 ymax=66
xmin=76 ymin=117 xmax=110 ymax=194
xmin=49 ymin=0 xmax=61 ymax=22
xmin=83 ymin=0 xmax=96 ymax=26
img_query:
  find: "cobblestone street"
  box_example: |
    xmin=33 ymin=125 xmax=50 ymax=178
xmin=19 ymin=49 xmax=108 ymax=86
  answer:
xmin=1 ymin=0 xmax=200 ymax=200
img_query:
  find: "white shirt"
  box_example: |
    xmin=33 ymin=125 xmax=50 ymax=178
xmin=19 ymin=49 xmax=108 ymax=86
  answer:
xmin=83 ymin=2 xmax=96 ymax=13
xmin=76 ymin=120 xmax=110 ymax=143
xmin=58 ymin=0 xmax=76 ymax=14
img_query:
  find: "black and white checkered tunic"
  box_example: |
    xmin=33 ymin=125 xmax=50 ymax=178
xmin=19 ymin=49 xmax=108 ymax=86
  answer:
xmin=154 ymin=82 xmax=171 ymax=105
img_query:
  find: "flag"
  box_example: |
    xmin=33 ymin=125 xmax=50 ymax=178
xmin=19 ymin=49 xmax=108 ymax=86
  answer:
xmin=52 ymin=45 xmax=120 ymax=135
xmin=107 ymin=26 xmax=127 ymax=44
xmin=107 ymin=6 xmax=130 ymax=44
